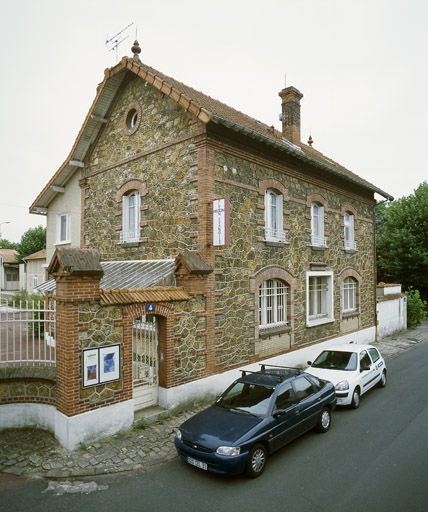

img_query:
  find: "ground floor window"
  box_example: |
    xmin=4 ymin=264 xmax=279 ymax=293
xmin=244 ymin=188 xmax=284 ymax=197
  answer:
xmin=342 ymin=277 xmax=358 ymax=313
xmin=306 ymin=271 xmax=334 ymax=326
xmin=259 ymin=279 xmax=289 ymax=328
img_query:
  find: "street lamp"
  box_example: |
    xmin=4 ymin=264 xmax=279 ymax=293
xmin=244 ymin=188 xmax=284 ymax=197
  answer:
xmin=0 ymin=221 xmax=10 ymax=239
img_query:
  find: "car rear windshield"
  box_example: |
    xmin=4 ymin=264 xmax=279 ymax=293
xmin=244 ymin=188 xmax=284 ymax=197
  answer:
xmin=217 ymin=381 xmax=274 ymax=416
xmin=312 ymin=350 xmax=358 ymax=371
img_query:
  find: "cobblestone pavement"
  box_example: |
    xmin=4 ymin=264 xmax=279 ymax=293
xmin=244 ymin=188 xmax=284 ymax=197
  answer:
xmin=1 ymin=322 xmax=427 ymax=479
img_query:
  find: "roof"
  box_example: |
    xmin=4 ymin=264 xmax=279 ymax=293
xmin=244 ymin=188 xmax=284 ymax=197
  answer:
xmin=175 ymin=251 xmax=213 ymax=275
xmin=0 ymin=249 xmax=18 ymax=264
xmin=36 ymin=258 xmax=176 ymax=293
xmin=48 ymin=247 xmax=103 ymax=276
xmin=30 ymin=53 xmax=392 ymax=213
xmin=100 ymin=287 xmax=189 ymax=305
xmin=23 ymin=249 xmax=46 ymax=261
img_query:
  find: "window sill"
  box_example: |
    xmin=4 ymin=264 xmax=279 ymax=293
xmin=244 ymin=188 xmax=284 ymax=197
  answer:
xmin=306 ymin=317 xmax=334 ymax=328
xmin=54 ymin=240 xmax=71 ymax=246
xmin=259 ymin=324 xmax=291 ymax=338
xmin=263 ymin=240 xmax=289 ymax=247
xmin=343 ymin=248 xmax=357 ymax=254
xmin=341 ymin=311 xmax=359 ymax=319
xmin=118 ymin=240 xmax=142 ymax=247
xmin=310 ymin=245 xmax=327 ymax=251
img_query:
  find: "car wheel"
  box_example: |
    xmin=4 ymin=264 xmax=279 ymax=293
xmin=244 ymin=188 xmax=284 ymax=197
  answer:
xmin=378 ymin=370 xmax=387 ymax=388
xmin=351 ymin=387 xmax=360 ymax=409
xmin=246 ymin=444 xmax=267 ymax=478
xmin=316 ymin=408 xmax=331 ymax=433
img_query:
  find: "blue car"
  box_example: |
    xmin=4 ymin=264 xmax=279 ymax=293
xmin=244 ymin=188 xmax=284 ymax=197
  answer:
xmin=175 ymin=365 xmax=336 ymax=477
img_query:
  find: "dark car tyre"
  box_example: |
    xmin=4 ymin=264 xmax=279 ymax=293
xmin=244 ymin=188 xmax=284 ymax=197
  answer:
xmin=378 ymin=370 xmax=387 ymax=388
xmin=351 ymin=387 xmax=360 ymax=409
xmin=316 ymin=407 xmax=331 ymax=433
xmin=246 ymin=444 xmax=267 ymax=478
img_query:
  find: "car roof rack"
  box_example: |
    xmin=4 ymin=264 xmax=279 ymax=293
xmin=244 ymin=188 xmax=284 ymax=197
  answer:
xmin=239 ymin=364 xmax=301 ymax=383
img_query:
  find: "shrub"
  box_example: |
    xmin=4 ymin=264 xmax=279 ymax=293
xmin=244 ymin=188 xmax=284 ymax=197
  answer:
xmin=406 ymin=288 xmax=427 ymax=328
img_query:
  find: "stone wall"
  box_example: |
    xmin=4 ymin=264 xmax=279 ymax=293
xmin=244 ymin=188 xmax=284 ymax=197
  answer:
xmin=212 ymin=147 xmax=376 ymax=367
xmin=0 ymin=366 xmax=55 ymax=405
xmin=83 ymin=75 xmax=203 ymax=260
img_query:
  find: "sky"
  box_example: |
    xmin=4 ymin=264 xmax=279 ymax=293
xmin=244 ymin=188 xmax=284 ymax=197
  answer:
xmin=0 ymin=0 xmax=427 ymax=242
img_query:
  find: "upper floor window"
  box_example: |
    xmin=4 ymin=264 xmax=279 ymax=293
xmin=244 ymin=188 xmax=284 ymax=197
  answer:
xmin=264 ymin=189 xmax=285 ymax=242
xmin=342 ymin=276 xmax=358 ymax=313
xmin=311 ymin=203 xmax=326 ymax=247
xmin=57 ymin=213 xmax=71 ymax=244
xmin=121 ymin=191 xmax=141 ymax=243
xmin=259 ymin=279 xmax=289 ymax=328
xmin=306 ymin=271 xmax=334 ymax=326
xmin=344 ymin=212 xmax=356 ymax=250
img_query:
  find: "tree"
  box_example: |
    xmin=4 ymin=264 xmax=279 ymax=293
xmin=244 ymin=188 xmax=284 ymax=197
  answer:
xmin=16 ymin=226 xmax=46 ymax=261
xmin=377 ymin=182 xmax=428 ymax=299
xmin=0 ymin=238 xmax=18 ymax=250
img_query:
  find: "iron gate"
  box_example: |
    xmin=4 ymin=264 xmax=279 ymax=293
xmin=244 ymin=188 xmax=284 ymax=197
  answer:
xmin=132 ymin=315 xmax=158 ymax=410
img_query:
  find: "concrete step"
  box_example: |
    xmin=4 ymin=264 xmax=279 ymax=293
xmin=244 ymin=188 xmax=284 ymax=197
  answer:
xmin=134 ymin=405 xmax=170 ymax=425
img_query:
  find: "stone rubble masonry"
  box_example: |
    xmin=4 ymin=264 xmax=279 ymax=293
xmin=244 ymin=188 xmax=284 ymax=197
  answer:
xmin=0 ymin=366 xmax=56 ymax=405
xmin=77 ymin=70 xmax=377 ymax=389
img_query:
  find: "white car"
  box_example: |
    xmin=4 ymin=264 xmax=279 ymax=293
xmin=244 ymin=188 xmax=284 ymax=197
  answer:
xmin=305 ymin=344 xmax=387 ymax=408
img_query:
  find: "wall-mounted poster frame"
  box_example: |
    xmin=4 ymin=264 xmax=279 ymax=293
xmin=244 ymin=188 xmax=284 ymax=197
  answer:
xmin=82 ymin=348 xmax=99 ymax=387
xmin=99 ymin=344 xmax=120 ymax=384
xmin=82 ymin=344 xmax=121 ymax=388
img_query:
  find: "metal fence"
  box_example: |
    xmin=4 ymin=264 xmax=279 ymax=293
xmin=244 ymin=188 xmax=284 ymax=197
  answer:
xmin=0 ymin=297 xmax=56 ymax=366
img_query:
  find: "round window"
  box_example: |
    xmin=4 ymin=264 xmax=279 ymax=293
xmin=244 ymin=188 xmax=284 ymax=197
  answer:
xmin=124 ymin=102 xmax=141 ymax=135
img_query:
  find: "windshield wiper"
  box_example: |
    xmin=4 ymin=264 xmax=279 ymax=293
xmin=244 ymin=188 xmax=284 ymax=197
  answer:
xmin=229 ymin=407 xmax=258 ymax=417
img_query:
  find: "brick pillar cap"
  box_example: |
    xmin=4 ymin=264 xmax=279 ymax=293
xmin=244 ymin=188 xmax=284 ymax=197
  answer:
xmin=48 ymin=247 xmax=104 ymax=278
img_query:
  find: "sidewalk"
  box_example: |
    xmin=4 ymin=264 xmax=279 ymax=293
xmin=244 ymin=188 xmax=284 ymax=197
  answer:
xmin=1 ymin=322 xmax=427 ymax=479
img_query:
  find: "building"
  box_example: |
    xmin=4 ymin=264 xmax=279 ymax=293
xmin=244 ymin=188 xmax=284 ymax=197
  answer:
xmin=22 ymin=249 xmax=47 ymax=293
xmin=30 ymin=42 xmax=392 ymax=415
xmin=0 ymin=249 xmax=21 ymax=292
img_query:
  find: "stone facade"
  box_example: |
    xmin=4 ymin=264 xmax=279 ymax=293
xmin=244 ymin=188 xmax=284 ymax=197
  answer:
xmin=0 ymin=367 xmax=55 ymax=405
xmin=78 ymin=70 xmax=377 ymax=389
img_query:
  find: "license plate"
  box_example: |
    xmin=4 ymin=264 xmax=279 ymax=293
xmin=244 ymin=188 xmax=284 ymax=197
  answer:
xmin=187 ymin=456 xmax=208 ymax=470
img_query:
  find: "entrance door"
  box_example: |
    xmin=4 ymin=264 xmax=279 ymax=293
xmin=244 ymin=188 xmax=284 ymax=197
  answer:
xmin=132 ymin=315 xmax=159 ymax=410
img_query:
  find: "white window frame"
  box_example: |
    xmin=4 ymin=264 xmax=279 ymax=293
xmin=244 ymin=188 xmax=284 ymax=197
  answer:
xmin=344 ymin=212 xmax=356 ymax=250
xmin=121 ymin=191 xmax=141 ymax=243
xmin=264 ymin=190 xmax=286 ymax=243
xmin=311 ymin=203 xmax=326 ymax=247
xmin=259 ymin=279 xmax=289 ymax=329
xmin=32 ymin=275 xmax=39 ymax=290
xmin=306 ymin=270 xmax=334 ymax=327
xmin=56 ymin=213 xmax=71 ymax=244
xmin=342 ymin=277 xmax=358 ymax=313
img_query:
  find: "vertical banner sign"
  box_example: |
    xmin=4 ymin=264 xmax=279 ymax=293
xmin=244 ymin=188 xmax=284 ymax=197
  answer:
xmin=213 ymin=198 xmax=230 ymax=246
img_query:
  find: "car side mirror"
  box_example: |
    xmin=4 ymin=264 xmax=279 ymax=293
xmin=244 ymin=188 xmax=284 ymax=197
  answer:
xmin=307 ymin=361 xmax=312 ymax=366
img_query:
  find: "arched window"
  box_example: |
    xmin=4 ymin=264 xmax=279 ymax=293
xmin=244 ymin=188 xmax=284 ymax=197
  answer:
xmin=344 ymin=212 xmax=356 ymax=250
xmin=342 ymin=277 xmax=358 ymax=313
xmin=264 ymin=189 xmax=285 ymax=242
xmin=258 ymin=279 xmax=289 ymax=328
xmin=311 ymin=202 xmax=325 ymax=247
xmin=121 ymin=191 xmax=141 ymax=243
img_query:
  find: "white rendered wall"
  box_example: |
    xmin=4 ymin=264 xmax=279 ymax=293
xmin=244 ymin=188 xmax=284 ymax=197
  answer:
xmin=159 ymin=326 xmax=376 ymax=409
xmin=46 ymin=171 xmax=82 ymax=266
xmin=377 ymin=298 xmax=407 ymax=338
xmin=0 ymin=403 xmax=56 ymax=430
xmin=54 ymin=399 xmax=134 ymax=450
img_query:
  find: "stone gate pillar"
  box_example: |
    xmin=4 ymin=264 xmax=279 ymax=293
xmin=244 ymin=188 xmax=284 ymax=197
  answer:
xmin=48 ymin=248 xmax=133 ymax=450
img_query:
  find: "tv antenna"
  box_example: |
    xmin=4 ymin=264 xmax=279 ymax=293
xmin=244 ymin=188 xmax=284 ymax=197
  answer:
xmin=106 ymin=22 xmax=134 ymax=61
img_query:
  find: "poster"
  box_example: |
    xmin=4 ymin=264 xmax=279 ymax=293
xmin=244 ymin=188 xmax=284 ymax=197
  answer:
xmin=83 ymin=348 xmax=99 ymax=387
xmin=99 ymin=344 xmax=120 ymax=384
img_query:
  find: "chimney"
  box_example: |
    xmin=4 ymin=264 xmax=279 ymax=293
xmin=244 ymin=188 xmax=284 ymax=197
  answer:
xmin=279 ymin=86 xmax=303 ymax=144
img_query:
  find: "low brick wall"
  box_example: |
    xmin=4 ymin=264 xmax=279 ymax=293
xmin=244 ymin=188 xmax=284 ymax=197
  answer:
xmin=0 ymin=366 xmax=56 ymax=405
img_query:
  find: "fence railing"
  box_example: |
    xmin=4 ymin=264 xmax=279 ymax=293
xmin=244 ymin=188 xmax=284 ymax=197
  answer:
xmin=0 ymin=297 xmax=56 ymax=366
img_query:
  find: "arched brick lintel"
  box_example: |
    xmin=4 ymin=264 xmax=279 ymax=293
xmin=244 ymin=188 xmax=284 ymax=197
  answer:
xmin=259 ymin=179 xmax=289 ymax=200
xmin=341 ymin=203 xmax=357 ymax=216
xmin=249 ymin=265 xmax=297 ymax=292
xmin=306 ymin=192 xmax=328 ymax=209
xmin=338 ymin=267 xmax=361 ymax=283
xmin=115 ymin=179 xmax=147 ymax=202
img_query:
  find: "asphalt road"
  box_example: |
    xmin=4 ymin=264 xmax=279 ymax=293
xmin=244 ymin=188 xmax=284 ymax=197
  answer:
xmin=1 ymin=339 xmax=428 ymax=512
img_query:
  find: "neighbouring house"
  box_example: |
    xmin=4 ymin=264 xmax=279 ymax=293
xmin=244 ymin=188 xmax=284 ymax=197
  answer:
xmin=28 ymin=41 xmax=393 ymax=429
xmin=0 ymin=249 xmax=21 ymax=292
xmin=22 ymin=249 xmax=47 ymax=293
